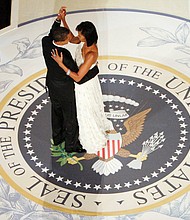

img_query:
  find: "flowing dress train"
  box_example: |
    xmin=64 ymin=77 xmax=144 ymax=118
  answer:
xmin=74 ymin=44 xmax=113 ymax=153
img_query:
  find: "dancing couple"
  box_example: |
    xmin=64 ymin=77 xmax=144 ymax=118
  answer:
xmin=42 ymin=6 xmax=113 ymax=154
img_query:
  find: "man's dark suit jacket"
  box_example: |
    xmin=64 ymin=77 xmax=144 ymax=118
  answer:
xmin=42 ymin=20 xmax=99 ymax=91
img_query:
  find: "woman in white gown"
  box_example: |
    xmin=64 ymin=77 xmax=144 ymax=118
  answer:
xmin=51 ymin=8 xmax=113 ymax=153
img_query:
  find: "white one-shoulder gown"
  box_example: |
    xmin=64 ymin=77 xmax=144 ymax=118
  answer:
xmin=74 ymin=44 xmax=113 ymax=154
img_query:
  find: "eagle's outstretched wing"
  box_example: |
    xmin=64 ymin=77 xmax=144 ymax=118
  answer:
xmin=122 ymin=108 xmax=151 ymax=147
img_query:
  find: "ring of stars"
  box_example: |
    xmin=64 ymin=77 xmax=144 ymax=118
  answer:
xmin=21 ymin=77 xmax=189 ymax=192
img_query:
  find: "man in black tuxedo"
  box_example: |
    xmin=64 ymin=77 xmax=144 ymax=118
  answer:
xmin=42 ymin=13 xmax=98 ymax=153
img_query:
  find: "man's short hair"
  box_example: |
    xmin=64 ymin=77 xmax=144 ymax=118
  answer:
xmin=52 ymin=27 xmax=70 ymax=42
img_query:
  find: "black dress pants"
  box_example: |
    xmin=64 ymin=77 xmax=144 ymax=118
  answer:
xmin=47 ymin=79 xmax=79 ymax=149
xmin=51 ymin=99 xmax=79 ymax=146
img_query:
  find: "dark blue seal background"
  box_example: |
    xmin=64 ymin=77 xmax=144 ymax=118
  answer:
xmin=18 ymin=74 xmax=190 ymax=194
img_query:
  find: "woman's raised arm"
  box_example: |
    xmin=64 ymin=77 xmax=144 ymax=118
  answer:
xmin=59 ymin=6 xmax=81 ymax=44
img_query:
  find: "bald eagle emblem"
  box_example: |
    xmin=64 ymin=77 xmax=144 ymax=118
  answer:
xmin=67 ymin=108 xmax=165 ymax=176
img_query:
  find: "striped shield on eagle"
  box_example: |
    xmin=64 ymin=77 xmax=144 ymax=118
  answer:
xmin=97 ymin=133 xmax=122 ymax=159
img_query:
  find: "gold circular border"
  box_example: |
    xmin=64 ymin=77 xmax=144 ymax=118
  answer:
xmin=0 ymin=56 xmax=189 ymax=216
xmin=99 ymin=56 xmax=190 ymax=83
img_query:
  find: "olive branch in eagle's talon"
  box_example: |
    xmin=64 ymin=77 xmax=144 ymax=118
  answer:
xmin=50 ymin=140 xmax=84 ymax=171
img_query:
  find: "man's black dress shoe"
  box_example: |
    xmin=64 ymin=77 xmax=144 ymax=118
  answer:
xmin=65 ymin=145 xmax=86 ymax=153
xmin=76 ymin=146 xmax=86 ymax=153
xmin=65 ymin=148 xmax=75 ymax=153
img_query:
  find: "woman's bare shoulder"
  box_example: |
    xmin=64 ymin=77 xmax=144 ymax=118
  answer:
xmin=85 ymin=50 xmax=98 ymax=62
xmin=87 ymin=44 xmax=98 ymax=57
